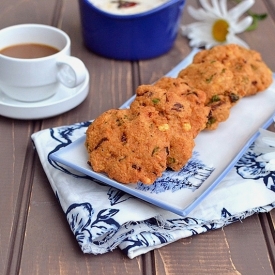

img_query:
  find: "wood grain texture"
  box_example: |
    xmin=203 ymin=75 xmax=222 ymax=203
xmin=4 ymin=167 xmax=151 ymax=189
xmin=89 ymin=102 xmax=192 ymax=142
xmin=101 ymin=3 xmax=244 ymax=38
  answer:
xmin=1 ymin=0 xmax=275 ymax=274
xmin=0 ymin=119 xmax=36 ymax=275
xmin=0 ymin=1 xmax=63 ymax=274
xmin=153 ymin=215 xmax=274 ymax=275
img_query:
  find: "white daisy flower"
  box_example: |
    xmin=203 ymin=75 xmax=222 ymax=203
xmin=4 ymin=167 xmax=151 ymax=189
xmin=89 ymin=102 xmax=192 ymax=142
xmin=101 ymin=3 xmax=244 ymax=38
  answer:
xmin=181 ymin=0 xmax=255 ymax=49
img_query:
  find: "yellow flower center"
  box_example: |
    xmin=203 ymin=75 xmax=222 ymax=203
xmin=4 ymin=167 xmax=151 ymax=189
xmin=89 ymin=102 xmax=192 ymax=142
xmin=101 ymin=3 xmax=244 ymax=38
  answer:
xmin=212 ymin=19 xmax=229 ymax=42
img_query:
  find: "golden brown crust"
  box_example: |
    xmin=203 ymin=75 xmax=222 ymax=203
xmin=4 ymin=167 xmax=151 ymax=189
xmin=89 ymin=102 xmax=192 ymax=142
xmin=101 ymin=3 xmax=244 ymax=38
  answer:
xmin=86 ymin=107 xmax=169 ymax=184
xmin=178 ymin=61 xmax=236 ymax=103
xmin=177 ymin=61 xmax=237 ymax=129
xmin=130 ymin=84 xmax=195 ymax=170
xmin=193 ymin=44 xmax=273 ymax=97
xmin=206 ymin=95 xmax=232 ymax=130
xmin=154 ymin=77 xmax=210 ymax=137
xmin=177 ymin=44 xmax=273 ymax=129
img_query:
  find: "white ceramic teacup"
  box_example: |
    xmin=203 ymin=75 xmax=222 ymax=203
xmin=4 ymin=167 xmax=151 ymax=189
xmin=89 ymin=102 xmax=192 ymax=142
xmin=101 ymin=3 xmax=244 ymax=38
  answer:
xmin=0 ymin=24 xmax=87 ymax=102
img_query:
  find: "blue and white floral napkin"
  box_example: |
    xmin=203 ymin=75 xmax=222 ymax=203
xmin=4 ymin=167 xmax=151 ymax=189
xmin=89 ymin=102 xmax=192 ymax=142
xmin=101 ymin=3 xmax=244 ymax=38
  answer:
xmin=31 ymin=119 xmax=275 ymax=259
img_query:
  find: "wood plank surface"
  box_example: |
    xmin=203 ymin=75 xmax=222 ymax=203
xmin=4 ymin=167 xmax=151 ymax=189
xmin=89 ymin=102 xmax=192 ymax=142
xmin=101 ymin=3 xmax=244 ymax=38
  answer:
xmin=1 ymin=0 xmax=275 ymax=274
xmin=154 ymin=215 xmax=273 ymax=275
xmin=0 ymin=1 xmax=58 ymax=274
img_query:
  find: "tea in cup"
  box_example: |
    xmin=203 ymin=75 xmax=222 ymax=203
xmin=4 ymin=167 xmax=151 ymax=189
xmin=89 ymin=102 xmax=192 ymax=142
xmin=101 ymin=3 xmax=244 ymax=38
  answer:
xmin=0 ymin=24 xmax=87 ymax=102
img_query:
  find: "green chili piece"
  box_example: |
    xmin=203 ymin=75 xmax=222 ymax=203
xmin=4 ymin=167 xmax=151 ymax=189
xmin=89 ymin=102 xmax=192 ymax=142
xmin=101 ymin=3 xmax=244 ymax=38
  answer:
xmin=167 ymin=157 xmax=176 ymax=164
xmin=152 ymin=98 xmax=160 ymax=104
xmin=211 ymin=95 xmax=220 ymax=102
xmin=229 ymin=93 xmax=239 ymax=103
xmin=207 ymin=117 xmax=216 ymax=127
xmin=152 ymin=146 xmax=159 ymax=156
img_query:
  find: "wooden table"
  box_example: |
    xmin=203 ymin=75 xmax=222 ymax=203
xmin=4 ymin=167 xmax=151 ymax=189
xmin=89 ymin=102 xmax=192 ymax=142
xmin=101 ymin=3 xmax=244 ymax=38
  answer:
xmin=1 ymin=0 xmax=275 ymax=274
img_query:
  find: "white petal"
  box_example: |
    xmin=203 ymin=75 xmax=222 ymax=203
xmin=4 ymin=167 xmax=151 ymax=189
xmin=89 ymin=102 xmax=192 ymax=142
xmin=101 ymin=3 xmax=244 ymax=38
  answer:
xmin=219 ymin=0 xmax=228 ymax=17
xmin=228 ymin=0 xmax=255 ymax=21
xmin=185 ymin=23 xmax=213 ymax=38
xmin=231 ymin=16 xmax=253 ymax=33
xmin=199 ymin=0 xmax=223 ymax=17
xmin=199 ymin=0 xmax=216 ymax=13
xmin=205 ymin=41 xmax=220 ymax=49
xmin=181 ymin=23 xmax=211 ymax=37
xmin=187 ymin=6 xmax=217 ymax=21
xmin=226 ymin=33 xmax=250 ymax=48
xmin=211 ymin=0 xmax=223 ymax=16
xmin=186 ymin=24 xmax=218 ymax=48
xmin=182 ymin=21 xmax=213 ymax=32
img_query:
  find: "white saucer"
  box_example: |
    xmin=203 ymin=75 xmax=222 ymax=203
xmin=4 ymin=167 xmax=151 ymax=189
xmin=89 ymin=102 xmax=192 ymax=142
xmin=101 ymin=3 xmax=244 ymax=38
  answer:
xmin=0 ymin=68 xmax=90 ymax=120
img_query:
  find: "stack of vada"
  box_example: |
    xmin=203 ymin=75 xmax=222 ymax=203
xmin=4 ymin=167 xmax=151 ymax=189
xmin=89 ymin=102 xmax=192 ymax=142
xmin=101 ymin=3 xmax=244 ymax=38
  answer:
xmin=85 ymin=44 xmax=273 ymax=184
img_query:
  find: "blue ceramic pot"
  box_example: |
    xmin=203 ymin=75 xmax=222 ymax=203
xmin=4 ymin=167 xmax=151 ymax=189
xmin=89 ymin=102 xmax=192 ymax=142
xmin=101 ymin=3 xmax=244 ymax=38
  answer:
xmin=78 ymin=0 xmax=186 ymax=60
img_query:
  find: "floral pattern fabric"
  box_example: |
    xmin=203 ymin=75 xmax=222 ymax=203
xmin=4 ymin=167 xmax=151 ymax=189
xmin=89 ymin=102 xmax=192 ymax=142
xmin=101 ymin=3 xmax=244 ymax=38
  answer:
xmin=31 ymin=121 xmax=275 ymax=259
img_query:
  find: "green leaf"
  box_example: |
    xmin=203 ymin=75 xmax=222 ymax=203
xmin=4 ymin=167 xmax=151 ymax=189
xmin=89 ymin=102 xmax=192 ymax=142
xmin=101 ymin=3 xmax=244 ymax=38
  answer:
xmin=231 ymin=0 xmax=268 ymax=31
xmin=246 ymin=13 xmax=268 ymax=31
xmin=246 ymin=19 xmax=258 ymax=31
xmin=248 ymin=12 xmax=268 ymax=21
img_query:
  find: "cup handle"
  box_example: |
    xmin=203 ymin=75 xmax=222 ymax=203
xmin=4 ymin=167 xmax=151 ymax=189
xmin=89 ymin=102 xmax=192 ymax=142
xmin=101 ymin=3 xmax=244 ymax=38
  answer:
xmin=57 ymin=56 xmax=86 ymax=88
